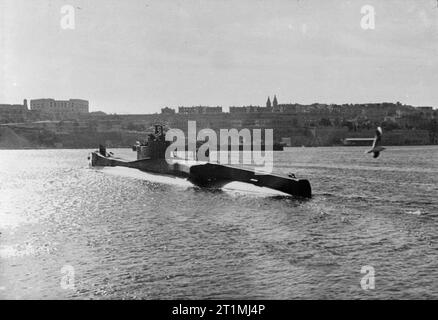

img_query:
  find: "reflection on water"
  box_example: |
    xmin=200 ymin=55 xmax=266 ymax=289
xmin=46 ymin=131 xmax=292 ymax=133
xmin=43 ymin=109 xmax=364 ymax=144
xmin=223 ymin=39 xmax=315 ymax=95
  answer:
xmin=0 ymin=146 xmax=437 ymax=299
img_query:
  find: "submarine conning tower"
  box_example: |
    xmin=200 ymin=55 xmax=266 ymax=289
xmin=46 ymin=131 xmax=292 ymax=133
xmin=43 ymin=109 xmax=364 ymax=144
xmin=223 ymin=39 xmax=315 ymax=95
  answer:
xmin=134 ymin=124 xmax=170 ymax=160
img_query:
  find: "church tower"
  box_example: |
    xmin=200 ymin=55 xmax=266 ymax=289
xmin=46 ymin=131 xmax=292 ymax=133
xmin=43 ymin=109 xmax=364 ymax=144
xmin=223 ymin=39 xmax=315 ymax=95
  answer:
xmin=266 ymin=96 xmax=271 ymax=108
xmin=273 ymin=95 xmax=278 ymax=107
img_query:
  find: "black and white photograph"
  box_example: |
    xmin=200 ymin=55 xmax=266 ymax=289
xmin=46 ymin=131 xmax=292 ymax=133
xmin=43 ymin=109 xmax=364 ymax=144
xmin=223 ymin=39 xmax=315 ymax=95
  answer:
xmin=0 ymin=0 xmax=437 ymax=305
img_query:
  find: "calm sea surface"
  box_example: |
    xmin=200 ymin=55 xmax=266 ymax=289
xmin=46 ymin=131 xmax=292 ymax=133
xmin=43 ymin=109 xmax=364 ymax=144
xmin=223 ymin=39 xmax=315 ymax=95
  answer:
xmin=0 ymin=146 xmax=437 ymax=299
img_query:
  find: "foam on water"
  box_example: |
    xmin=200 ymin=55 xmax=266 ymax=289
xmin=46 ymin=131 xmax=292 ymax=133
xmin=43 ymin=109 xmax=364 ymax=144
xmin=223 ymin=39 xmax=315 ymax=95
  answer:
xmin=99 ymin=166 xmax=288 ymax=197
xmin=0 ymin=244 xmax=36 ymax=259
xmin=100 ymin=166 xmax=194 ymax=188
xmin=0 ymin=212 xmax=28 ymax=229
xmin=406 ymin=209 xmax=426 ymax=216
xmin=222 ymin=181 xmax=289 ymax=197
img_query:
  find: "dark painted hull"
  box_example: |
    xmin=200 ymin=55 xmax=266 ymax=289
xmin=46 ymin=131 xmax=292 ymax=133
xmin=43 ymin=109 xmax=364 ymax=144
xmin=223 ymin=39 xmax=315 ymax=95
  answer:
xmin=90 ymin=151 xmax=311 ymax=198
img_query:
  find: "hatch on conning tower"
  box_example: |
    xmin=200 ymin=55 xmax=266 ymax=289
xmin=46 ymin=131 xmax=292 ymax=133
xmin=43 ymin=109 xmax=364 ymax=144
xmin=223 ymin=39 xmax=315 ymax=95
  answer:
xmin=132 ymin=123 xmax=169 ymax=160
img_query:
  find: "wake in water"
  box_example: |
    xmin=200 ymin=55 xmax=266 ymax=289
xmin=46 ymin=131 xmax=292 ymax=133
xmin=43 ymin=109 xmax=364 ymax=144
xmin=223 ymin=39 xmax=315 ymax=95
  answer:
xmin=222 ymin=181 xmax=290 ymax=197
xmin=99 ymin=166 xmax=193 ymax=188
xmin=98 ymin=166 xmax=290 ymax=198
xmin=405 ymin=209 xmax=428 ymax=216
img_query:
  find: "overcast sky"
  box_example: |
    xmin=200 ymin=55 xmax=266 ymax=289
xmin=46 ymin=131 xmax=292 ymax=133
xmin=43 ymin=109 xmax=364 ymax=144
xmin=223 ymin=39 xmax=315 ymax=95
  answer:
xmin=1 ymin=0 xmax=437 ymax=113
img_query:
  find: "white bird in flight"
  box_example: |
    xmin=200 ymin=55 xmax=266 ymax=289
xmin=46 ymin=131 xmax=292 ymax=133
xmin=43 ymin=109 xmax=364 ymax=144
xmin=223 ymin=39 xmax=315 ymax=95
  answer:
xmin=366 ymin=127 xmax=385 ymax=158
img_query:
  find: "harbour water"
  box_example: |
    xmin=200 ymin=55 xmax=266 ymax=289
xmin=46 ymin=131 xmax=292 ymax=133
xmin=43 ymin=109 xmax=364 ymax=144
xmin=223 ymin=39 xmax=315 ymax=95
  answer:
xmin=0 ymin=146 xmax=437 ymax=299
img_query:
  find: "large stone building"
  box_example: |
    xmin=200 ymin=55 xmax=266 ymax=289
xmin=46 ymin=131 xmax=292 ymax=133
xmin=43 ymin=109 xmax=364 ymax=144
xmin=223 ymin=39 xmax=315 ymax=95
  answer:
xmin=30 ymin=98 xmax=89 ymax=119
xmin=0 ymin=99 xmax=29 ymax=123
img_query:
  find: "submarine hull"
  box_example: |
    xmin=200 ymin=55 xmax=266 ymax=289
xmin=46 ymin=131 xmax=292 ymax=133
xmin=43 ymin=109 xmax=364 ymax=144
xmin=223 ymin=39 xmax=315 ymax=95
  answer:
xmin=90 ymin=151 xmax=311 ymax=198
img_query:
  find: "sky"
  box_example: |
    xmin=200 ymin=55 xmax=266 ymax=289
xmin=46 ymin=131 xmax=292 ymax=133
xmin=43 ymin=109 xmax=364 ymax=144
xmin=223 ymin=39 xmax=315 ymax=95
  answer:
xmin=1 ymin=0 xmax=437 ymax=113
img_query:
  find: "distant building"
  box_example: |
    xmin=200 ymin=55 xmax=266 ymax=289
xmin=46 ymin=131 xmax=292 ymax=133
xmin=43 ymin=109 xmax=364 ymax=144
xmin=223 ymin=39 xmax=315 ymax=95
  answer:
xmin=30 ymin=98 xmax=89 ymax=119
xmin=266 ymin=95 xmax=278 ymax=110
xmin=0 ymin=99 xmax=28 ymax=123
xmin=384 ymin=115 xmax=397 ymax=123
xmin=417 ymin=106 xmax=434 ymax=118
xmin=178 ymin=106 xmax=222 ymax=114
xmin=273 ymin=104 xmax=298 ymax=113
xmin=230 ymin=106 xmax=271 ymax=113
xmin=161 ymin=107 xmax=176 ymax=114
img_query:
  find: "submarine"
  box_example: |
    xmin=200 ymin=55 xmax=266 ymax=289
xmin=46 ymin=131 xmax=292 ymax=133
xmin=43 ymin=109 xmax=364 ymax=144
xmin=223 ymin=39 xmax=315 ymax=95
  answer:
xmin=89 ymin=125 xmax=312 ymax=198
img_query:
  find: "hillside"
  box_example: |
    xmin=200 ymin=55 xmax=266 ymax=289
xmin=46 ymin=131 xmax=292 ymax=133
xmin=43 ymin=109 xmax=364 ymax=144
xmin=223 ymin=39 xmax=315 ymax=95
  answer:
xmin=0 ymin=127 xmax=33 ymax=149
